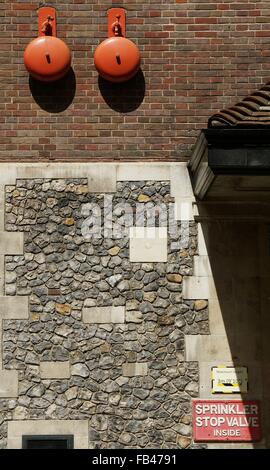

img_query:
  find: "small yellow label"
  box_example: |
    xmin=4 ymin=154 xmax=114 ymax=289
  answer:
xmin=211 ymin=366 xmax=248 ymax=394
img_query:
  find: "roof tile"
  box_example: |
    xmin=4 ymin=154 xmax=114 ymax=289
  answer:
xmin=209 ymin=84 xmax=270 ymax=127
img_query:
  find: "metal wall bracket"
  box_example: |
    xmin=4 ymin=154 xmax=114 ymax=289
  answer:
xmin=108 ymin=8 xmax=126 ymax=38
xmin=38 ymin=7 xmax=57 ymax=37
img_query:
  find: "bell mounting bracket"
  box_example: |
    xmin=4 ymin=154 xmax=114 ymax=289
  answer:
xmin=108 ymin=8 xmax=126 ymax=38
xmin=38 ymin=7 xmax=57 ymax=37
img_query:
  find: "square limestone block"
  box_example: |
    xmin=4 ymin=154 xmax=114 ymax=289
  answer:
xmin=0 ymin=370 xmax=18 ymax=398
xmin=0 ymin=232 xmax=24 ymax=255
xmin=129 ymin=227 xmax=167 ymax=263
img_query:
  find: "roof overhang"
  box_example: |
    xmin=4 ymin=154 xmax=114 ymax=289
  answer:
xmin=189 ymin=128 xmax=270 ymax=201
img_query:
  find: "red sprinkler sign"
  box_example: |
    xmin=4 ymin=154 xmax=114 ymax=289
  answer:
xmin=193 ymin=400 xmax=261 ymax=442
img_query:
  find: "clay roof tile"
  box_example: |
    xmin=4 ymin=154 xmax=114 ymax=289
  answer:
xmin=208 ymin=84 xmax=270 ymax=127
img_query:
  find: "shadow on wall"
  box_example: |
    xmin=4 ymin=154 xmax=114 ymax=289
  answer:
xmin=98 ymin=68 xmax=145 ymax=113
xmin=198 ymin=213 xmax=270 ymax=448
xmin=29 ymin=67 xmax=76 ymax=113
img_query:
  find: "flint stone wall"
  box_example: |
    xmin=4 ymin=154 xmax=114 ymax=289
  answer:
xmin=0 ymin=179 xmax=208 ymax=449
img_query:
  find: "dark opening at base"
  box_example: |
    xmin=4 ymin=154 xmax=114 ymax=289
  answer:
xmin=22 ymin=435 xmax=74 ymax=449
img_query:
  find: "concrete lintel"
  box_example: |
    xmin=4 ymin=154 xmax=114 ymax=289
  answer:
xmin=0 ymin=370 xmax=18 ymax=398
xmin=0 ymin=297 xmax=29 ymax=320
xmin=0 ymin=162 xmax=179 ymax=190
xmin=0 ymin=163 xmax=117 ymax=193
xmin=0 ymin=163 xmax=197 ymax=198
xmin=7 ymin=420 xmax=89 ymax=449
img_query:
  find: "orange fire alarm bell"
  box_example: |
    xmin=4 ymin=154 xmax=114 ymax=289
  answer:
xmin=94 ymin=8 xmax=141 ymax=83
xmin=24 ymin=7 xmax=71 ymax=82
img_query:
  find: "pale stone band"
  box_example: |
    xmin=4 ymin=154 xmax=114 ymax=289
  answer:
xmin=7 ymin=420 xmax=89 ymax=449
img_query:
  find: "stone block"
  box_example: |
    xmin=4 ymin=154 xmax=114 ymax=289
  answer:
xmin=129 ymin=227 xmax=167 ymax=263
xmin=193 ymin=256 xmax=212 ymax=277
xmin=5 ymin=163 xmax=117 ymax=193
xmin=185 ymin=335 xmax=232 ymax=362
xmin=40 ymin=361 xmax=70 ymax=379
xmin=0 ymin=297 xmax=29 ymax=320
xmin=82 ymin=306 xmax=125 ymax=324
xmin=0 ymin=256 xmax=4 ymax=296
xmin=116 ymin=163 xmax=169 ymax=182
xmin=0 ymin=370 xmax=18 ymax=398
xmin=182 ymin=276 xmax=217 ymax=300
xmin=0 ymin=232 xmax=24 ymax=255
xmin=170 ymin=164 xmax=195 ymax=199
xmin=86 ymin=166 xmax=117 ymax=193
xmin=174 ymin=199 xmax=194 ymax=221
xmin=197 ymin=223 xmax=208 ymax=256
xmin=0 ymin=185 xmax=4 ymax=232
xmin=122 ymin=362 xmax=148 ymax=377
xmin=0 ymin=321 xmax=2 ymax=366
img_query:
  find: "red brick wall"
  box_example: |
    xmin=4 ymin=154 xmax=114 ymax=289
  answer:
xmin=1 ymin=1 xmax=270 ymax=162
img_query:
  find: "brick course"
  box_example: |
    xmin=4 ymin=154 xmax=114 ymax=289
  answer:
xmin=1 ymin=1 xmax=270 ymax=161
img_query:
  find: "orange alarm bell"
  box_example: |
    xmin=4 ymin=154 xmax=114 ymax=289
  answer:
xmin=24 ymin=7 xmax=71 ymax=83
xmin=94 ymin=9 xmax=141 ymax=83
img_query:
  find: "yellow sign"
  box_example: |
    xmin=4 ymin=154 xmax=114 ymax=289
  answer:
xmin=211 ymin=366 xmax=248 ymax=394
